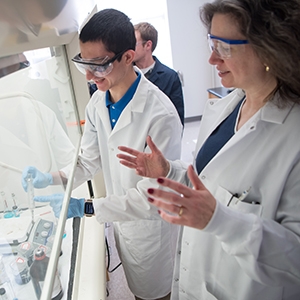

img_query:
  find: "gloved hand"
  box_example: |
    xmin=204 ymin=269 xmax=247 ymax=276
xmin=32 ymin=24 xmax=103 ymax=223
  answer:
xmin=22 ymin=166 xmax=53 ymax=191
xmin=34 ymin=194 xmax=84 ymax=219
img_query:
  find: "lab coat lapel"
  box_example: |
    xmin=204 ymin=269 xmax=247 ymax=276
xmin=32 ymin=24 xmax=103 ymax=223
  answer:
xmin=112 ymin=104 xmax=133 ymax=134
xmin=94 ymin=97 xmax=113 ymax=136
xmin=195 ymin=89 xmax=245 ymax=153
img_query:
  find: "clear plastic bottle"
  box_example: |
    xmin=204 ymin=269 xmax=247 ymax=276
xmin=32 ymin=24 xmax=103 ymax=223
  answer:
xmin=29 ymin=248 xmax=63 ymax=300
xmin=10 ymin=256 xmax=31 ymax=285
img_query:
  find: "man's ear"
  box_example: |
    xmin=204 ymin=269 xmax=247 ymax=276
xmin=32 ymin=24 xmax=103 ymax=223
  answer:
xmin=145 ymin=40 xmax=153 ymax=51
xmin=123 ymin=49 xmax=135 ymax=65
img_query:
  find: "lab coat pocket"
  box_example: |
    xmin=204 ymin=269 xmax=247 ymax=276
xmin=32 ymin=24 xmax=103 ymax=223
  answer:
xmin=235 ymin=200 xmax=263 ymax=216
xmin=215 ymin=185 xmax=263 ymax=216
xmin=119 ymin=219 xmax=162 ymax=262
xmin=215 ymin=185 xmax=238 ymax=207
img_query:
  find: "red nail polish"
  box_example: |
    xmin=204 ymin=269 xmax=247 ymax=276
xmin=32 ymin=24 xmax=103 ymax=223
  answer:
xmin=157 ymin=178 xmax=164 ymax=184
xmin=148 ymin=188 xmax=154 ymax=194
xmin=158 ymin=210 xmax=161 ymax=215
xmin=148 ymin=197 xmax=154 ymax=203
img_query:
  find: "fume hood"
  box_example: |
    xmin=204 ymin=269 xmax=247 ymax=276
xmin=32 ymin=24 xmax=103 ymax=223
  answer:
xmin=0 ymin=1 xmax=106 ymax=299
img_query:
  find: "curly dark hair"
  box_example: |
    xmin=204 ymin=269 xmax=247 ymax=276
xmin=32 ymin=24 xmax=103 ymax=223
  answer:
xmin=200 ymin=0 xmax=300 ymax=104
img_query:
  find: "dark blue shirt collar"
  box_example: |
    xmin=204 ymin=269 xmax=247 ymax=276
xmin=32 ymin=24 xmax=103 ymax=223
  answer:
xmin=105 ymin=72 xmax=141 ymax=128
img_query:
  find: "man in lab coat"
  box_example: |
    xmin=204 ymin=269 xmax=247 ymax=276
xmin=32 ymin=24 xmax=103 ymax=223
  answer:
xmin=22 ymin=9 xmax=182 ymax=300
xmin=134 ymin=22 xmax=185 ymax=126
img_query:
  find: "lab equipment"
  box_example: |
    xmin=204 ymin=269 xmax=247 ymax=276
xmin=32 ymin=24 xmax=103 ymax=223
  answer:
xmin=28 ymin=218 xmax=54 ymax=247
xmin=26 ymin=174 xmax=35 ymax=224
xmin=17 ymin=242 xmax=34 ymax=266
xmin=0 ymin=288 xmax=9 ymax=300
xmin=11 ymin=194 xmax=20 ymax=218
xmin=0 ymin=257 xmax=15 ymax=300
xmin=1 ymin=192 xmax=14 ymax=219
xmin=10 ymin=256 xmax=31 ymax=285
xmin=30 ymin=247 xmax=63 ymax=300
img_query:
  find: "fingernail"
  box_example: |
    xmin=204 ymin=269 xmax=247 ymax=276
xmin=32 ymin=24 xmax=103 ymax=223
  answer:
xmin=148 ymin=197 xmax=154 ymax=203
xmin=148 ymin=188 xmax=154 ymax=194
xmin=158 ymin=210 xmax=161 ymax=215
xmin=157 ymin=178 xmax=164 ymax=184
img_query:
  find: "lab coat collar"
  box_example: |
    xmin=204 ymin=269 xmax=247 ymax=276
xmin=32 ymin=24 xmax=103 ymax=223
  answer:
xmin=219 ymin=88 xmax=294 ymax=125
xmin=196 ymin=89 xmax=295 ymax=155
xmin=129 ymin=66 xmax=149 ymax=113
xmin=260 ymin=94 xmax=294 ymax=124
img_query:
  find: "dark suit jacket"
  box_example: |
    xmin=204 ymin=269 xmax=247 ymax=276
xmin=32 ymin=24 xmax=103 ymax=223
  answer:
xmin=146 ymin=56 xmax=184 ymax=125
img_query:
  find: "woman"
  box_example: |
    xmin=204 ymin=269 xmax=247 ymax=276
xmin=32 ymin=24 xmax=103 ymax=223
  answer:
xmin=118 ymin=0 xmax=300 ymax=299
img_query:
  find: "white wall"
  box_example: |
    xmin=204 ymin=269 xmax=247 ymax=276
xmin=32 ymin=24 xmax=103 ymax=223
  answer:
xmin=166 ymin=0 xmax=214 ymax=118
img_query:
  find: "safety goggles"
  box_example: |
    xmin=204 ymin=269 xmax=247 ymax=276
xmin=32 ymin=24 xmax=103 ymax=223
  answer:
xmin=208 ymin=34 xmax=249 ymax=59
xmin=72 ymin=50 xmax=126 ymax=77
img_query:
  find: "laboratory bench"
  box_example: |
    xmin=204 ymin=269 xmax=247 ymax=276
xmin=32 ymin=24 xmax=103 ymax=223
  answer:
xmin=207 ymin=87 xmax=234 ymax=99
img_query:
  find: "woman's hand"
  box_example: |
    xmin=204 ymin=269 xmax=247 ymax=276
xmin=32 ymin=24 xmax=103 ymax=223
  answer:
xmin=147 ymin=165 xmax=217 ymax=230
xmin=117 ymin=136 xmax=170 ymax=178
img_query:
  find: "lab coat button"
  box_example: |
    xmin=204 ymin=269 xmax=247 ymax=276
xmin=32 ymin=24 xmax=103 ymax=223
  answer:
xmin=185 ymin=241 xmax=189 ymax=246
xmin=209 ymin=101 xmax=214 ymax=105
xmin=174 ymin=278 xmax=179 ymax=282
xmin=250 ymin=125 xmax=255 ymax=130
xmin=178 ymin=250 xmax=181 ymax=255
xmin=183 ymin=267 xmax=187 ymax=271
xmin=201 ymin=175 xmax=206 ymax=180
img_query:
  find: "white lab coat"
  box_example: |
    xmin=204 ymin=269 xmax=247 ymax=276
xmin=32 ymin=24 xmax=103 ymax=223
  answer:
xmin=169 ymin=88 xmax=300 ymax=300
xmin=62 ymin=68 xmax=182 ymax=299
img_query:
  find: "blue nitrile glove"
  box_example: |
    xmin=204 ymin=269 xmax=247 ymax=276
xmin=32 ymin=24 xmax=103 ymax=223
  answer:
xmin=34 ymin=194 xmax=84 ymax=219
xmin=22 ymin=166 xmax=53 ymax=191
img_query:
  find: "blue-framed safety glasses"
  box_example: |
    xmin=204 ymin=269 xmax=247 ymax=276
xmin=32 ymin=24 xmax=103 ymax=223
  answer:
xmin=208 ymin=34 xmax=249 ymax=59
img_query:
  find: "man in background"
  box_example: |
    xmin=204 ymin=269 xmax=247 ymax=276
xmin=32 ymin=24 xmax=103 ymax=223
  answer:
xmin=134 ymin=22 xmax=185 ymax=126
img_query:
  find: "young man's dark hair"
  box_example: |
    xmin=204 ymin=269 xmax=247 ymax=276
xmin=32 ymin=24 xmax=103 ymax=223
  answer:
xmin=79 ymin=9 xmax=136 ymax=58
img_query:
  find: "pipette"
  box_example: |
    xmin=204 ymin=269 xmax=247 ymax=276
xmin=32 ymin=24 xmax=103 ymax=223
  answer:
xmin=26 ymin=174 xmax=35 ymax=223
